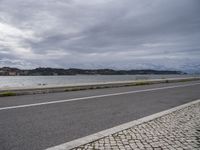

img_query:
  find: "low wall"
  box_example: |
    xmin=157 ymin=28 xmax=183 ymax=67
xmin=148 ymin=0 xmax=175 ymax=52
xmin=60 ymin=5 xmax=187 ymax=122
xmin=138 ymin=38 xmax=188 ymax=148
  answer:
xmin=0 ymin=77 xmax=200 ymax=97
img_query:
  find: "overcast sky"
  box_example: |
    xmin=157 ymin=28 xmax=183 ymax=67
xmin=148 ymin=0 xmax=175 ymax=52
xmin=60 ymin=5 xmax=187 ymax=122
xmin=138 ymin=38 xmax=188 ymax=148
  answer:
xmin=0 ymin=0 xmax=200 ymax=73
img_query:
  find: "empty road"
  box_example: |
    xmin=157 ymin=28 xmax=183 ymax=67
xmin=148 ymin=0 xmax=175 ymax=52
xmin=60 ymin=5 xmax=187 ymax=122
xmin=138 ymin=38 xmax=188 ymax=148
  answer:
xmin=0 ymin=80 xmax=200 ymax=150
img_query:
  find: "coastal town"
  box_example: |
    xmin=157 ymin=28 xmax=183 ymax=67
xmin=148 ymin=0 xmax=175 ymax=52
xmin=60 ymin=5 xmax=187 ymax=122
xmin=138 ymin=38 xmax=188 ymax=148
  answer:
xmin=0 ymin=67 xmax=183 ymax=76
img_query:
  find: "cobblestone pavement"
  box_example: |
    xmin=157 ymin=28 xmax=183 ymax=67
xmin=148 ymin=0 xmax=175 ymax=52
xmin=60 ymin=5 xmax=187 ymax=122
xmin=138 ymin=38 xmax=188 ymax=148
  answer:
xmin=73 ymin=102 xmax=200 ymax=150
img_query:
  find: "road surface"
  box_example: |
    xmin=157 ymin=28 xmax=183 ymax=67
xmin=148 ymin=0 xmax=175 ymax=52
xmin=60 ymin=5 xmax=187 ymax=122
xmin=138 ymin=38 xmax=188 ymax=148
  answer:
xmin=0 ymin=80 xmax=200 ymax=150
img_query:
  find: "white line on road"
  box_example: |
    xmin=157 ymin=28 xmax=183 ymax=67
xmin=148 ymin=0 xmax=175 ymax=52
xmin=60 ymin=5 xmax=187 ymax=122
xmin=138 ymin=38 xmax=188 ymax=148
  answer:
xmin=0 ymin=82 xmax=200 ymax=111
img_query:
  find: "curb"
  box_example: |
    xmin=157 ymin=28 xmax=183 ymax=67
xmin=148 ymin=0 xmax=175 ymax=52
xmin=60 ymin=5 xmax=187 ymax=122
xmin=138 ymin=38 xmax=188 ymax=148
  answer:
xmin=46 ymin=99 xmax=200 ymax=150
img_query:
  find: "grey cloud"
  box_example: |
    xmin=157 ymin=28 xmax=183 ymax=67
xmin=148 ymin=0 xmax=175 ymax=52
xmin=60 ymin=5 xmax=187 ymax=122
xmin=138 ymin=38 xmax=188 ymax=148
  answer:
xmin=0 ymin=0 xmax=200 ymax=73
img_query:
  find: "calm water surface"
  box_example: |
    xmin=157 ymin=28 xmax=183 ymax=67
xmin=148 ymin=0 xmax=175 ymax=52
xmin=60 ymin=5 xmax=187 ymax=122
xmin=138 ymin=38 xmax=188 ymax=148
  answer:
xmin=0 ymin=75 xmax=198 ymax=89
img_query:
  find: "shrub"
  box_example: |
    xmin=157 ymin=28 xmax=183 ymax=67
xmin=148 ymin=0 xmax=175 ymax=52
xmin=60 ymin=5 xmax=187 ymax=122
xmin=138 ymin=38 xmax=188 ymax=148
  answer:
xmin=0 ymin=92 xmax=17 ymax=97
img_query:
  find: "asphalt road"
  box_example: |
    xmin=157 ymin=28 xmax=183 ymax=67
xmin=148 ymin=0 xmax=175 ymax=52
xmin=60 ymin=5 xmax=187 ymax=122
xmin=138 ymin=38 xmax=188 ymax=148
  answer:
xmin=0 ymin=80 xmax=200 ymax=150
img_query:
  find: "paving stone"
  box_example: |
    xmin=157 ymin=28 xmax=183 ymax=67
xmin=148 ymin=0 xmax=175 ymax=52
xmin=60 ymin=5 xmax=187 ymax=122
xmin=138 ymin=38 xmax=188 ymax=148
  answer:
xmin=73 ymin=102 xmax=200 ymax=150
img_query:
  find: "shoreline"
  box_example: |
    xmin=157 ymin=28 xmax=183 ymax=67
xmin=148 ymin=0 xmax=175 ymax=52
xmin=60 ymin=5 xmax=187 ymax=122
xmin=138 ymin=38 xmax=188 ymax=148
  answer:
xmin=0 ymin=77 xmax=200 ymax=97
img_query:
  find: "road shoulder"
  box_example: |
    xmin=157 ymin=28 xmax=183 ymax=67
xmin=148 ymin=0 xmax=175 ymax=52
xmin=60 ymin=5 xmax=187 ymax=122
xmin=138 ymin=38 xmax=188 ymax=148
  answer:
xmin=47 ymin=99 xmax=200 ymax=150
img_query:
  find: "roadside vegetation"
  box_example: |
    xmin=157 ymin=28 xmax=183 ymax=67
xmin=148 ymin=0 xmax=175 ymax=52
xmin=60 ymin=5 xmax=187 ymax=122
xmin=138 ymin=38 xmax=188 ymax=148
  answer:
xmin=0 ymin=92 xmax=17 ymax=97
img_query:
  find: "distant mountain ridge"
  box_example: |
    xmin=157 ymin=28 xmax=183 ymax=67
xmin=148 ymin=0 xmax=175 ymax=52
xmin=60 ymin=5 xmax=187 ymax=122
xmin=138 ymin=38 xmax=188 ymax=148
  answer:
xmin=0 ymin=67 xmax=184 ymax=76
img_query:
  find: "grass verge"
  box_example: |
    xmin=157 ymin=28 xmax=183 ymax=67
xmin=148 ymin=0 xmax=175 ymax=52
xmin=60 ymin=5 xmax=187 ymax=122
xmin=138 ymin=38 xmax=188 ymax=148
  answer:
xmin=0 ymin=92 xmax=17 ymax=97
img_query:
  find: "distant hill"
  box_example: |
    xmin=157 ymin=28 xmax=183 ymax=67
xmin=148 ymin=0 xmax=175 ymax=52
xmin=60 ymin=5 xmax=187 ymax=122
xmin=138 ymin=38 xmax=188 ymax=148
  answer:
xmin=0 ymin=67 xmax=184 ymax=76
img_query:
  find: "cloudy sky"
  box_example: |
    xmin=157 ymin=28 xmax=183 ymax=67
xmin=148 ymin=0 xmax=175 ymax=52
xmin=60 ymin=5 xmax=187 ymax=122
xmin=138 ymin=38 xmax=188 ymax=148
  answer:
xmin=0 ymin=0 xmax=200 ymax=73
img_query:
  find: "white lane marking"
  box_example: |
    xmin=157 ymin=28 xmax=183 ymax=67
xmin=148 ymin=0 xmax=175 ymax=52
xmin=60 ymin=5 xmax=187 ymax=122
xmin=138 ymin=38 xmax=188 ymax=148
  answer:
xmin=0 ymin=82 xmax=200 ymax=111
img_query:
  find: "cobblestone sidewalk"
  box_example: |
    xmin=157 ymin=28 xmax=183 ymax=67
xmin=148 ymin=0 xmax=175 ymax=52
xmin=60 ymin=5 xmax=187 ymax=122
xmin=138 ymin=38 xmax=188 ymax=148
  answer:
xmin=73 ymin=102 xmax=200 ymax=150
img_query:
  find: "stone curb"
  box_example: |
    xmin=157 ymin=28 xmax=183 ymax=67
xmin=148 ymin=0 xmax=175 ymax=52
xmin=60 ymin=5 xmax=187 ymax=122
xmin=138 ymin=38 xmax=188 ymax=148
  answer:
xmin=46 ymin=99 xmax=200 ymax=150
xmin=0 ymin=77 xmax=199 ymax=97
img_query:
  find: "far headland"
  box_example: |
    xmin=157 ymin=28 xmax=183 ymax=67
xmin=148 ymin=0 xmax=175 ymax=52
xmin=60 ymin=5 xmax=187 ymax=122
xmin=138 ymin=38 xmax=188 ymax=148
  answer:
xmin=0 ymin=67 xmax=185 ymax=76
